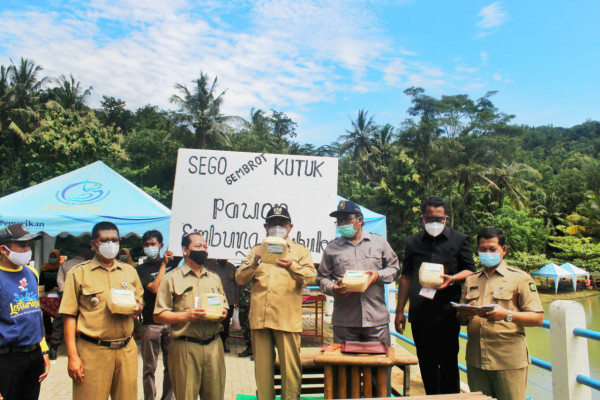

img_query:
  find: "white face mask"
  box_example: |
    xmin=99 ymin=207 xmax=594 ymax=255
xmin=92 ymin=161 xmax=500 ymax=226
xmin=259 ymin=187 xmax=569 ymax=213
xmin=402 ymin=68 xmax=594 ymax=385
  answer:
xmin=424 ymin=222 xmax=445 ymax=237
xmin=268 ymin=226 xmax=288 ymax=239
xmin=2 ymin=246 xmax=32 ymax=266
xmin=97 ymin=242 xmax=120 ymax=260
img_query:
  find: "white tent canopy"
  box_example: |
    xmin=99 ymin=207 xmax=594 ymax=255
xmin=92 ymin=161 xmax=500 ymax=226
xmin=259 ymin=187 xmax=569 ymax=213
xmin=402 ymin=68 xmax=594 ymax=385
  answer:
xmin=531 ymin=263 xmax=577 ymax=293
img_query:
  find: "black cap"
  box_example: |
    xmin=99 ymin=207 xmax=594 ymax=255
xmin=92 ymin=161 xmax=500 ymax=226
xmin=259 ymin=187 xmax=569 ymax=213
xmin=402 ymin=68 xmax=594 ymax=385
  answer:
xmin=265 ymin=205 xmax=291 ymax=222
xmin=0 ymin=224 xmax=42 ymax=244
xmin=329 ymin=200 xmax=363 ymax=218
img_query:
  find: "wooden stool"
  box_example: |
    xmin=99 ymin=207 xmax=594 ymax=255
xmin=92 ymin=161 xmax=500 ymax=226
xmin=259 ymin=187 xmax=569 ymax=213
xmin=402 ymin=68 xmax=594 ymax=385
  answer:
xmin=313 ymin=344 xmax=395 ymax=399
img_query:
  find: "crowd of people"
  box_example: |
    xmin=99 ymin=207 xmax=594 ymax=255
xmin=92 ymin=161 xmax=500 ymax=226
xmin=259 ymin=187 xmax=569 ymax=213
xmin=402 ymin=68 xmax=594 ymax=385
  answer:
xmin=0 ymin=196 xmax=543 ymax=400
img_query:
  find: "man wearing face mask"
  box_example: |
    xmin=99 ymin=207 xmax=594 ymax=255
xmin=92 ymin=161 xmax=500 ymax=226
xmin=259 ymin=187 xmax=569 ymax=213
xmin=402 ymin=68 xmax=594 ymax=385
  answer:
xmin=236 ymin=205 xmax=316 ymax=400
xmin=0 ymin=224 xmax=50 ymax=400
xmin=154 ymin=233 xmax=229 ymax=400
xmin=395 ymin=196 xmax=476 ymax=395
xmin=318 ymin=200 xmax=400 ymax=395
xmin=136 ymin=230 xmax=176 ymax=400
xmin=457 ymin=228 xmax=543 ymax=400
xmin=59 ymin=221 xmax=144 ymax=400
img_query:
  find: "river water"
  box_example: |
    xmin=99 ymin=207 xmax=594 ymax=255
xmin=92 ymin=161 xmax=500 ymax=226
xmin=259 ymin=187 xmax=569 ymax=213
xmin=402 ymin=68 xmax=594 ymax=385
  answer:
xmin=397 ymin=294 xmax=599 ymax=399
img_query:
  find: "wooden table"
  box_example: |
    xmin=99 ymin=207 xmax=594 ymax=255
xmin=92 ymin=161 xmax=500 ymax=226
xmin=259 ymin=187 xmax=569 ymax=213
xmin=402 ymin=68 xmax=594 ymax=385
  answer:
xmin=314 ymin=344 xmax=395 ymax=399
xmin=389 ymin=344 xmax=419 ymax=397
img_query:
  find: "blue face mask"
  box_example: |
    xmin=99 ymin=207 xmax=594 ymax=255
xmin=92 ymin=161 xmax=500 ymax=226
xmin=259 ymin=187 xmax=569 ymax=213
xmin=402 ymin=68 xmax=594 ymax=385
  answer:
xmin=144 ymin=246 xmax=160 ymax=259
xmin=478 ymin=252 xmax=502 ymax=267
xmin=336 ymin=223 xmax=357 ymax=238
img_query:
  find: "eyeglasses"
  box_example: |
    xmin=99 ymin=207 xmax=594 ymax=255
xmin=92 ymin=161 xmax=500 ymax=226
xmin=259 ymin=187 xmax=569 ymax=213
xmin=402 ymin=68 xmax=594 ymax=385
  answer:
xmin=422 ymin=216 xmax=447 ymax=223
xmin=335 ymin=217 xmax=357 ymax=226
xmin=96 ymin=238 xmax=120 ymax=244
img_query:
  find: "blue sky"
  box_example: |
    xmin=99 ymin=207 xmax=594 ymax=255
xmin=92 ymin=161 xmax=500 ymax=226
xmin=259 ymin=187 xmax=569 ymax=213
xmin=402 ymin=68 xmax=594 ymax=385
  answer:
xmin=1 ymin=1 xmax=598 ymax=146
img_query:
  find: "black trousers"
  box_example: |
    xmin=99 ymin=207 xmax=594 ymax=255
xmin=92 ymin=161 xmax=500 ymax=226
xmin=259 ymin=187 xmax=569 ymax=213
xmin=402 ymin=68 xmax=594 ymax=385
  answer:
xmin=411 ymin=321 xmax=461 ymax=395
xmin=0 ymin=349 xmax=44 ymax=400
xmin=219 ymin=307 xmax=234 ymax=344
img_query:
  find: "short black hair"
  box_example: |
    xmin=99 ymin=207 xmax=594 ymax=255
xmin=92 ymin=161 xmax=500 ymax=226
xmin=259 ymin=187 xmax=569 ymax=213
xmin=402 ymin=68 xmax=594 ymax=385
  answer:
xmin=477 ymin=227 xmax=506 ymax=247
xmin=91 ymin=221 xmax=120 ymax=239
xmin=421 ymin=196 xmax=446 ymax=214
xmin=142 ymin=230 xmax=163 ymax=245
xmin=181 ymin=233 xmax=202 ymax=249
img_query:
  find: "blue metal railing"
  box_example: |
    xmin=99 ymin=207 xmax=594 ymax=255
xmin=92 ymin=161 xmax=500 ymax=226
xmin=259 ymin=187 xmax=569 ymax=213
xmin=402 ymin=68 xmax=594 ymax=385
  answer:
xmin=384 ymin=285 xmax=600 ymax=397
xmin=311 ymin=284 xmax=600 ymax=395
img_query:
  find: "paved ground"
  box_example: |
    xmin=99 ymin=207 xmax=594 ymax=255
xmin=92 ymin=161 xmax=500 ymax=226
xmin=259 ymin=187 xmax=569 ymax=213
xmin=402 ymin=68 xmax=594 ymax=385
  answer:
xmin=40 ymin=315 xmax=426 ymax=399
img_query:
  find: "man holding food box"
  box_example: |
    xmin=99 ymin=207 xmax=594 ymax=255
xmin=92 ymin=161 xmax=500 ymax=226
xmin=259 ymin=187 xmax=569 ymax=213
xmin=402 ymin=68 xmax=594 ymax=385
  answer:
xmin=59 ymin=221 xmax=144 ymax=400
xmin=457 ymin=227 xmax=543 ymax=400
xmin=318 ymin=199 xmax=400 ymax=346
xmin=395 ymin=196 xmax=476 ymax=395
xmin=154 ymin=233 xmax=229 ymax=400
xmin=236 ymin=205 xmax=316 ymax=400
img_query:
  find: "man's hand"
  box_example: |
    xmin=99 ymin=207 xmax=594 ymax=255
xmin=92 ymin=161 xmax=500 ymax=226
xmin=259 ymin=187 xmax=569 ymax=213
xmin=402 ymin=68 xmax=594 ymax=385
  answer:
xmin=39 ymin=353 xmax=50 ymax=382
xmin=162 ymin=248 xmax=174 ymax=265
xmin=254 ymin=248 xmax=262 ymax=264
xmin=364 ymin=271 xmax=379 ymax=289
xmin=68 ymin=354 xmax=84 ymax=383
xmin=394 ymin=312 xmax=406 ymax=334
xmin=275 ymin=258 xmax=292 ymax=269
xmin=219 ymin=308 xmax=228 ymax=321
xmin=132 ymin=297 xmax=144 ymax=315
xmin=434 ymin=274 xmax=454 ymax=290
xmin=485 ymin=305 xmax=509 ymax=322
xmin=456 ymin=300 xmax=477 ymax=322
xmin=333 ymin=279 xmax=350 ymax=298
xmin=186 ymin=308 xmax=208 ymax=321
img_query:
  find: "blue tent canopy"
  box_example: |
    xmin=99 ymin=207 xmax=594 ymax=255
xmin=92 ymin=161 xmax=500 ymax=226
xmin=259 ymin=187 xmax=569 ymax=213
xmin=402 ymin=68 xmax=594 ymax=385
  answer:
xmin=0 ymin=161 xmax=170 ymax=237
xmin=0 ymin=161 xmax=171 ymax=266
xmin=336 ymin=195 xmax=386 ymax=238
xmin=531 ymin=263 xmax=576 ymax=293
xmin=560 ymin=263 xmax=590 ymax=279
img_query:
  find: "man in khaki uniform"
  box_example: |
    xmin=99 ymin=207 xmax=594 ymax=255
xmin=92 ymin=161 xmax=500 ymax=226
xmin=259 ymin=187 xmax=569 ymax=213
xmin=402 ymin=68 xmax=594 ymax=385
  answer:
xmin=154 ymin=233 xmax=228 ymax=400
xmin=59 ymin=221 xmax=144 ymax=400
xmin=457 ymin=227 xmax=544 ymax=400
xmin=236 ymin=205 xmax=316 ymax=400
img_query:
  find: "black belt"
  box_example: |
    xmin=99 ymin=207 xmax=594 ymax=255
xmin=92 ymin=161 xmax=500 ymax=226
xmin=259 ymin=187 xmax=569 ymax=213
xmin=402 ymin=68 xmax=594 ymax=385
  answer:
xmin=176 ymin=335 xmax=218 ymax=345
xmin=80 ymin=333 xmax=132 ymax=349
xmin=0 ymin=343 xmax=40 ymax=355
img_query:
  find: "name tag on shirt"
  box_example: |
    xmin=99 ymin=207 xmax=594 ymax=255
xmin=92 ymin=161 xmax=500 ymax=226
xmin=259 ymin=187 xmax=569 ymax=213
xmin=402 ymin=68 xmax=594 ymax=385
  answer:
xmin=419 ymin=287 xmax=437 ymax=299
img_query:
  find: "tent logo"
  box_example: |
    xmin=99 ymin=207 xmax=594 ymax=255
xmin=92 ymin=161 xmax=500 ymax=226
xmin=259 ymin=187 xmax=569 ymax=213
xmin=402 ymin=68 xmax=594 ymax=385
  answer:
xmin=57 ymin=181 xmax=109 ymax=205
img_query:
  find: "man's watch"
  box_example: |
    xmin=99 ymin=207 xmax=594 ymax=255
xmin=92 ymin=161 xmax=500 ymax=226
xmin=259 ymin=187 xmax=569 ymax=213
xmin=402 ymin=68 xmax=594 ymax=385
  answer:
xmin=504 ymin=310 xmax=513 ymax=322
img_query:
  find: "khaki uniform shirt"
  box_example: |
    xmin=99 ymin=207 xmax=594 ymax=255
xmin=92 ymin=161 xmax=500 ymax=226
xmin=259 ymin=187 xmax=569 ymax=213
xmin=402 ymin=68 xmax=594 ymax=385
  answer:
xmin=59 ymin=257 xmax=144 ymax=340
xmin=154 ymin=264 xmax=228 ymax=340
xmin=236 ymin=238 xmax=316 ymax=333
xmin=461 ymin=261 xmax=543 ymax=370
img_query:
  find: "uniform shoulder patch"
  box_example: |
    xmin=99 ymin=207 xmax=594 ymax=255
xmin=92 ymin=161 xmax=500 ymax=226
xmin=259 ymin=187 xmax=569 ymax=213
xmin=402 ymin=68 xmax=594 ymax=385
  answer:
xmin=529 ymin=282 xmax=537 ymax=292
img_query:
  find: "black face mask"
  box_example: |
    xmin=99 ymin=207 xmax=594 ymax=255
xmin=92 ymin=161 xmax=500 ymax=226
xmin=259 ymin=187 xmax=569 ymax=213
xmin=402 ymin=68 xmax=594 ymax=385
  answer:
xmin=188 ymin=250 xmax=208 ymax=265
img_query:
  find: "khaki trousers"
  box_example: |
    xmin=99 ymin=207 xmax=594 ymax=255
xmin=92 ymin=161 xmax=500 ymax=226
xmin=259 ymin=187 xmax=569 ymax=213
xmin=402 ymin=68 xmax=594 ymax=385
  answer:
xmin=168 ymin=338 xmax=225 ymax=400
xmin=252 ymin=329 xmax=301 ymax=400
xmin=467 ymin=364 xmax=528 ymax=400
xmin=73 ymin=338 xmax=138 ymax=400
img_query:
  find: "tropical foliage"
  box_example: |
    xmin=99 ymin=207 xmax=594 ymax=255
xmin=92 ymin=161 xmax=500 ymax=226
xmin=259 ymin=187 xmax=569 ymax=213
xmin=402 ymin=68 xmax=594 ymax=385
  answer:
xmin=2 ymin=58 xmax=600 ymax=271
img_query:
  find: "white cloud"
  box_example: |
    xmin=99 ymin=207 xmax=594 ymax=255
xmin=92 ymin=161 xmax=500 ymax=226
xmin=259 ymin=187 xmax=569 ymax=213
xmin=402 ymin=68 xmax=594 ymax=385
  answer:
xmin=492 ymin=73 xmax=503 ymax=81
xmin=477 ymin=2 xmax=508 ymax=30
xmin=480 ymin=51 xmax=489 ymax=63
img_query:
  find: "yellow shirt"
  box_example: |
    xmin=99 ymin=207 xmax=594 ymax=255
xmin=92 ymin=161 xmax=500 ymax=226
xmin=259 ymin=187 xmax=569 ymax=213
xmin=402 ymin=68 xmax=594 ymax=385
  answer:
xmin=236 ymin=238 xmax=316 ymax=333
xmin=461 ymin=261 xmax=543 ymax=370
xmin=59 ymin=257 xmax=144 ymax=341
xmin=154 ymin=264 xmax=228 ymax=340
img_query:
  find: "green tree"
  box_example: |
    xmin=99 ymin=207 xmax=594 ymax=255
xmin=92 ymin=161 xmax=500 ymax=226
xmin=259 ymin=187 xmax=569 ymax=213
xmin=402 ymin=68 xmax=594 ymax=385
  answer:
xmin=49 ymin=74 xmax=92 ymax=111
xmin=566 ymin=191 xmax=600 ymax=237
xmin=170 ymin=72 xmax=242 ymax=149
xmin=480 ymin=162 xmax=541 ymax=210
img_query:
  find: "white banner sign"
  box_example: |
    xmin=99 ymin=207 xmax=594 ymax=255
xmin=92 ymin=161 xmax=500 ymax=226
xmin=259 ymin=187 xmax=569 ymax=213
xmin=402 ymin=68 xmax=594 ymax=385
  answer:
xmin=168 ymin=149 xmax=338 ymax=262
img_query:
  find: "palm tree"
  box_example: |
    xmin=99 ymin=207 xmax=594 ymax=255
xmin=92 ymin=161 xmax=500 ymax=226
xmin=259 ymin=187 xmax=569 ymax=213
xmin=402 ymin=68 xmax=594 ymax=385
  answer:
xmin=50 ymin=74 xmax=93 ymax=111
xmin=169 ymin=72 xmax=242 ymax=149
xmin=338 ymin=109 xmax=379 ymax=161
xmin=372 ymin=123 xmax=395 ymax=166
xmin=567 ymin=191 xmax=600 ymax=236
xmin=480 ymin=162 xmax=541 ymax=210
xmin=532 ymin=191 xmax=566 ymax=234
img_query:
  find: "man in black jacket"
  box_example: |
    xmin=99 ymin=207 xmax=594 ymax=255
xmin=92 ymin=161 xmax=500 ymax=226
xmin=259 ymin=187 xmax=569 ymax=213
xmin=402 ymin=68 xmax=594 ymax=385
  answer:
xmin=395 ymin=196 xmax=475 ymax=394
